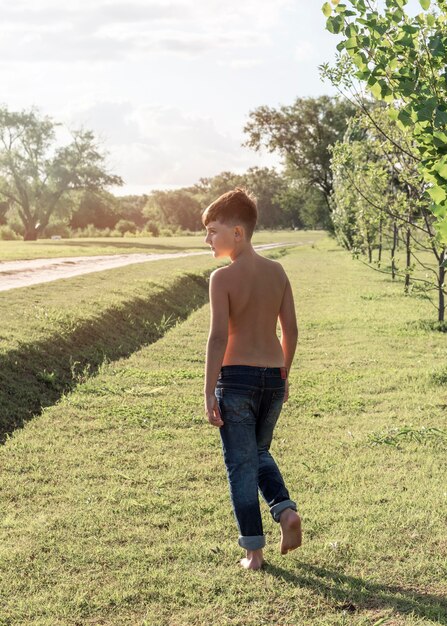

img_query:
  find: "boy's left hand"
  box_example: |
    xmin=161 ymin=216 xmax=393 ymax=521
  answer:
xmin=205 ymin=394 xmax=224 ymax=427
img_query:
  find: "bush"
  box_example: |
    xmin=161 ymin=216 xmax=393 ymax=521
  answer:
xmin=42 ymin=222 xmax=71 ymax=238
xmin=116 ymin=219 xmax=137 ymax=235
xmin=7 ymin=219 xmax=25 ymax=236
xmin=71 ymin=225 xmax=112 ymax=238
xmin=159 ymin=228 xmax=174 ymax=237
xmin=145 ymin=221 xmax=160 ymax=237
xmin=0 ymin=225 xmax=20 ymax=240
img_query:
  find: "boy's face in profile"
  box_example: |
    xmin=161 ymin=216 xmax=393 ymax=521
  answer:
xmin=204 ymin=219 xmax=243 ymax=258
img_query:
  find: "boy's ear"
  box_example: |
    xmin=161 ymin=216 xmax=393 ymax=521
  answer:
xmin=234 ymin=225 xmax=244 ymax=239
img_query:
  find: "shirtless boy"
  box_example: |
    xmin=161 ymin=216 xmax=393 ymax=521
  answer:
xmin=202 ymin=187 xmax=302 ymax=570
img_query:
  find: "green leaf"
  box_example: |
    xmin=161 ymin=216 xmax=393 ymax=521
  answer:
xmin=427 ymin=185 xmax=447 ymax=203
xmin=352 ymin=54 xmax=367 ymax=71
xmin=431 ymin=203 xmax=447 ymax=219
xmin=397 ymin=109 xmax=412 ymax=127
xmin=433 ymin=131 xmax=447 ymax=148
xmin=416 ymin=97 xmax=438 ymax=122
xmin=435 ymin=107 xmax=447 ymax=128
xmin=433 ymin=216 xmax=447 ymax=244
xmin=322 ymin=2 xmax=332 ymax=16
xmin=345 ymin=37 xmax=359 ymax=49
xmin=369 ymin=81 xmax=382 ymax=99
xmin=434 ymin=160 xmax=447 ymax=180
xmin=326 ymin=14 xmax=343 ymax=33
xmin=419 ymin=0 xmax=430 ymax=9
xmin=388 ymin=107 xmax=399 ymax=121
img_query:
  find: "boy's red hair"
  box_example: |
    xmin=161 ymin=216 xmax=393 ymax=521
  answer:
xmin=202 ymin=187 xmax=258 ymax=240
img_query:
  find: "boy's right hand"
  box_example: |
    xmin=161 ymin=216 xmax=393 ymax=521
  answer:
xmin=205 ymin=393 xmax=224 ymax=427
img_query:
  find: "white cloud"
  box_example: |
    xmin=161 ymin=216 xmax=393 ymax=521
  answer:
xmin=294 ymin=41 xmax=315 ymax=62
xmin=218 ymin=58 xmax=262 ymax=69
xmin=0 ymin=0 xmax=286 ymax=63
xmin=63 ymin=100 xmax=280 ymax=190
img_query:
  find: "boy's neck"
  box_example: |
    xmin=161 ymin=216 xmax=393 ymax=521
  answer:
xmin=229 ymin=242 xmax=256 ymax=263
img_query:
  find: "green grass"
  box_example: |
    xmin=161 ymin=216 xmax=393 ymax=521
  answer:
xmin=0 ymin=234 xmax=446 ymax=625
xmin=0 ymin=230 xmax=317 ymax=261
xmin=0 ymin=233 xmax=316 ymax=440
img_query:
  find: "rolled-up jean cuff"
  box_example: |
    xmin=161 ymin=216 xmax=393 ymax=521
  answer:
xmin=270 ymin=500 xmax=298 ymax=522
xmin=238 ymin=534 xmax=266 ymax=550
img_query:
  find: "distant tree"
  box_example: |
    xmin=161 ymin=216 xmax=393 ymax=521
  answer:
xmin=145 ymin=189 xmax=202 ymax=231
xmin=115 ymin=219 xmax=137 ymax=235
xmin=243 ymin=96 xmax=356 ymax=216
xmin=193 ymin=171 xmax=245 ymax=208
xmin=70 ymin=190 xmax=118 ymax=230
xmin=115 ymin=194 xmax=149 ymax=228
xmin=276 ymin=184 xmax=330 ymax=230
xmin=0 ymin=200 xmax=8 ymax=225
xmin=194 ymin=168 xmax=290 ymax=229
xmin=240 ymin=167 xmax=286 ymax=229
xmin=0 ymin=106 xmax=123 ymax=240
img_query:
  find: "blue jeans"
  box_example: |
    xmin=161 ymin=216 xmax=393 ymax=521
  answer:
xmin=215 ymin=365 xmax=297 ymax=551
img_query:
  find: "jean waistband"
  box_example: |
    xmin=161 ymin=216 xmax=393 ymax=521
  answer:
xmin=219 ymin=365 xmax=287 ymax=379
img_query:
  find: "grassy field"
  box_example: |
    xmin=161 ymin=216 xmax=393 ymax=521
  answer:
xmin=0 ymin=233 xmax=446 ymax=625
xmin=0 ymin=232 xmax=314 ymax=441
xmin=0 ymin=230 xmax=316 ymax=261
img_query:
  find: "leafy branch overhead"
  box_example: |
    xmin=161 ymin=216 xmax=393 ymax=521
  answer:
xmin=321 ymin=0 xmax=447 ymax=245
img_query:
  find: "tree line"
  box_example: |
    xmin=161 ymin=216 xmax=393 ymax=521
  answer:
xmin=0 ymin=97 xmax=353 ymax=241
xmin=321 ymin=0 xmax=447 ymax=322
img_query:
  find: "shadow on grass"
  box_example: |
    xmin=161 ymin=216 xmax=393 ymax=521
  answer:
xmin=34 ymin=240 xmax=205 ymax=252
xmin=265 ymin=562 xmax=447 ymax=623
xmin=0 ymin=271 xmax=210 ymax=445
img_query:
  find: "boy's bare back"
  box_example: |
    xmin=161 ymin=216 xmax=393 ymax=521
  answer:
xmin=215 ymin=253 xmax=294 ymax=368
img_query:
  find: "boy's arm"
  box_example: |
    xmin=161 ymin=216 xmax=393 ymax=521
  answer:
xmin=204 ymin=269 xmax=229 ymax=395
xmin=278 ymin=273 xmax=298 ymax=373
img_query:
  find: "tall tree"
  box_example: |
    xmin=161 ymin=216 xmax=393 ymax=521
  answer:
xmin=243 ymin=96 xmax=356 ymax=214
xmin=0 ymin=106 xmax=123 ymax=240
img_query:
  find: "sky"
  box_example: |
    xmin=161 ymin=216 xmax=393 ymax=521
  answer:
xmin=0 ymin=0 xmax=423 ymax=195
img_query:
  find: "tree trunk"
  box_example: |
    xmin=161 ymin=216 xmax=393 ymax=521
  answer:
xmin=404 ymin=225 xmax=411 ymax=293
xmin=23 ymin=223 xmax=39 ymax=241
xmin=377 ymin=216 xmax=383 ymax=268
xmin=439 ymin=248 xmax=446 ymax=323
xmin=391 ymin=220 xmax=397 ymax=280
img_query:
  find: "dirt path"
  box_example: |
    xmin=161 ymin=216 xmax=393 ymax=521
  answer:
xmin=0 ymin=243 xmax=298 ymax=292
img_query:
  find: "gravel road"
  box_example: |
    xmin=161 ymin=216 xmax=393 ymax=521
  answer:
xmin=0 ymin=242 xmax=298 ymax=292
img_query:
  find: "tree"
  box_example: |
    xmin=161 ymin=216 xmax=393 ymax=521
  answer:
xmin=243 ymin=96 xmax=356 ymax=216
xmin=69 ymin=190 xmax=119 ymax=230
xmin=194 ymin=168 xmax=291 ymax=229
xmin=145 ymin=189 xmax=202 ymax=231
xmin=0 ymin=106 xmax=123 ymax=240
xmin=331 ymin=104 xmax=446 ymax=321
xmin=321 ymin=0 xmax=447 ymax=248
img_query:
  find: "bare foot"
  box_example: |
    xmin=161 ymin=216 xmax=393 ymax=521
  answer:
xmin=279 ymin=508 xmax=302 ymax=555
xmin=240 ymin=549 xmax=264 ymax=570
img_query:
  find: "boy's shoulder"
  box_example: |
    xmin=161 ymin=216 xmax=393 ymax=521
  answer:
xmin=210 ymin=257 xmax=287 ymax=288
